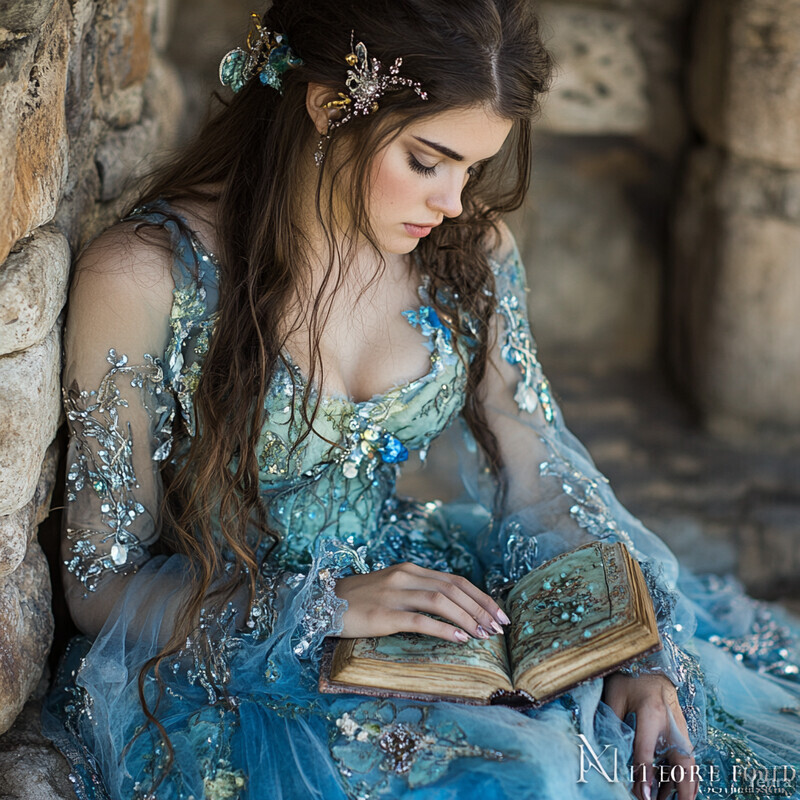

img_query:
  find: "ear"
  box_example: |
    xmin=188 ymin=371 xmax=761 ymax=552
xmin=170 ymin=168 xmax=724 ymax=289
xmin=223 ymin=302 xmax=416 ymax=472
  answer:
xmin=305 ymin=82 xmax=342 ymax=135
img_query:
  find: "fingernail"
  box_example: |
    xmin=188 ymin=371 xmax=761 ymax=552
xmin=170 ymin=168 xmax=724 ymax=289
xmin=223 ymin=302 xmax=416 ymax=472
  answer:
xmin=476 ymin=625 xmax=490 ymax=639
xmin=454 ymin=630 xmax=469 ymax=643
xmin=643 ymin=784 xmax=651 ymax=800
xmin=497 ymin=610 xmax=511 ymax=625
xmin=490 ymin=620 xmax=504 ymax=634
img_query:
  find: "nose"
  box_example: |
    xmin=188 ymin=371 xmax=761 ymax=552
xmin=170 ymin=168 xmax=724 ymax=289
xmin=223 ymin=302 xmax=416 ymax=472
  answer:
xmin=428 ymin=174 xmax=464 ymax=219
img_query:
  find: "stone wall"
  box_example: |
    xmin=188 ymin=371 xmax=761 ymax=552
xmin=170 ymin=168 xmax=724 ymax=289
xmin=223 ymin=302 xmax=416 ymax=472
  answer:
xmin=672 ymin=0 xmax=800 ymax=434
xmin=0 ymin=0 xmax=182 ymax=739
xmin=512 ymin=0 xmax=691 ymax=367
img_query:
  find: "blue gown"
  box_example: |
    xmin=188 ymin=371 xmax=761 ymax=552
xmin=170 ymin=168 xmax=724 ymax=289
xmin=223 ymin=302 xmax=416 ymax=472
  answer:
xmin=43 ymin=201 xmax=800 ymax=799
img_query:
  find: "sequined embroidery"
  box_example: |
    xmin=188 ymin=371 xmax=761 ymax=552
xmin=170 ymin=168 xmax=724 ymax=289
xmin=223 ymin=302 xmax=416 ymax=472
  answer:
xmin=63 ymin=349 xmax=174 ymax=593
xmin=490 ymin=253 xmax=556 ymax=423
xmin=331 ymin=701 xmax=506 ymax=796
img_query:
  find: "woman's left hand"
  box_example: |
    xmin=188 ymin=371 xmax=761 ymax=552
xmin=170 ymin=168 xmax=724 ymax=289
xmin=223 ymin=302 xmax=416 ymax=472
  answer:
xmin=602 ymin=672 xmax=698 ymax=800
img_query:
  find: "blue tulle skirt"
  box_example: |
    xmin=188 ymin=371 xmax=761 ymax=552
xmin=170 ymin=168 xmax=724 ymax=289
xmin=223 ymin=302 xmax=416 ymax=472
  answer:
xmin=43 ymin=537 xmax=800 ymax=800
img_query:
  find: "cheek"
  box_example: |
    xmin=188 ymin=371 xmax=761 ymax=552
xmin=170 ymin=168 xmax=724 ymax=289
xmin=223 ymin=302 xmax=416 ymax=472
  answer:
xmin=370 ymin=154 xmax=417 ymax=216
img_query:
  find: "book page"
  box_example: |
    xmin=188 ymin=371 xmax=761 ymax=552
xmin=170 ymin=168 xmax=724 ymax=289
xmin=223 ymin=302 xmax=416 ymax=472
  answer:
xmin=346 ymin=629 xmax=511 ymax=678
xmin=506 ymin=543 xmax=616 ymax=686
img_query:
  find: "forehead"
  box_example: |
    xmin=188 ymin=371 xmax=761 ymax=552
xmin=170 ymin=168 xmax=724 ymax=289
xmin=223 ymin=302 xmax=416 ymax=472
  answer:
xmin=402 ymin=105 xmax=514 ymax=160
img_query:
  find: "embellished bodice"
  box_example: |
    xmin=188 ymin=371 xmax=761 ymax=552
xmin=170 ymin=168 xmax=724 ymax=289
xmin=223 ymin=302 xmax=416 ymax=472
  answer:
xmin=156 ymin=207 xmax=469 ymax=571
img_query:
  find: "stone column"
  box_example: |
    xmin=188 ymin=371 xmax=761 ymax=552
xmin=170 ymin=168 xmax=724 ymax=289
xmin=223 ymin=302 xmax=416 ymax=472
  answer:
xmin=0 ymin=0 xmax=183 ymax=745
xmin=512 ymin=0 xmax=690 ymax=368
xmin=672 ymin=0 xmax=800 ymax=434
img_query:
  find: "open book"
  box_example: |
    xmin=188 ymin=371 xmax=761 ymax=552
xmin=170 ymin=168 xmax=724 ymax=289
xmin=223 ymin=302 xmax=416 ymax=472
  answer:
xmin=319 ymin=541 xmax=661 ymax=707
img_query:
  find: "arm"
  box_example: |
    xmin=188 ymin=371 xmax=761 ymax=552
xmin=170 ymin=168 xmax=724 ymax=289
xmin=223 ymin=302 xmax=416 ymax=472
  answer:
xmin=466 ymin=225 xmax=697 ymax=800
xmin=61 ymin=229 xmax=175 ymax=637
xmin=62 ymin=225 xmax=399 ymax=662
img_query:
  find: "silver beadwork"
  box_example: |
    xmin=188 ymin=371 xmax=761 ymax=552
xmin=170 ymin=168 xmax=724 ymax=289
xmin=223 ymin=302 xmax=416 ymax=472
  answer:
xmin=315 ymin=35 xmax=428 ymax=166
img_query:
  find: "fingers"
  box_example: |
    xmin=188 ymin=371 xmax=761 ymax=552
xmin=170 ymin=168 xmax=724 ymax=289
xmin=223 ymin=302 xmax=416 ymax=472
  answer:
xmin=393 ymin=610 xmax=472 ymax=644
xmin=399 ymin=577 xmax=504 ymax=638
xmin=632 ymin=711 xmax=660 ymax=800
xmin=336 ymin=563 xmax=510 ymax=642
xmin=395 ymin=563 xmax=509 ymax=627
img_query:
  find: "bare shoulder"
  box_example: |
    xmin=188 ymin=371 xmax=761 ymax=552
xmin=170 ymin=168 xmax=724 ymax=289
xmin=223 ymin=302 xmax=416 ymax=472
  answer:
xmin=71 ymin=221 xmax=176 ymax=317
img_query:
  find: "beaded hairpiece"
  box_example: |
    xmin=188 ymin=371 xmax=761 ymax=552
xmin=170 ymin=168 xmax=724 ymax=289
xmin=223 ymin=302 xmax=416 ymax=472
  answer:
xmin=315 ymin=35 xmax=428 ymax=165
xmin=219 ymin=12 xmax=303 ymax=94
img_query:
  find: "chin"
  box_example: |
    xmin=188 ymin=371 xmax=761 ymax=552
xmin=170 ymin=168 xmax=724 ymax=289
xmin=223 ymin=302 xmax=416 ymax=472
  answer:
xmin=378 ymin=239 xmax=420 ymax=256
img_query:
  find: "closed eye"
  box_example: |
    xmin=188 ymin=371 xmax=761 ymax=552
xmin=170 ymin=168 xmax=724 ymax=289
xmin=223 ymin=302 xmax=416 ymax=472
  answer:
xmin=407 ymin=153 xmax=438 ymax=177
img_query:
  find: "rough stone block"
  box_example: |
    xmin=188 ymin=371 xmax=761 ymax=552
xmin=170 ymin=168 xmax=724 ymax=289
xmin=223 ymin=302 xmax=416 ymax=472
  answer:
xmin=0 ymin=226 xmax=70 ymax=356
xmin=0 ymin=328 xmax=61 ymax=517
xmin=691 ymin=0 xmax=800 ymax=169
xmin=630 ymin=11 xmax=690 ymax=158
xmin=0 ymin=0 xmax=56 ymax=33
xmin=673 ymin=148 xmax=800 ymax=429
xmin=0 ymin=541 xmax=54 ymax=735
xmin=152 ymin=0 xmax=176 ymax=54
xmin=0 ymin=693 xmax=75 ymax=800
xmin=536 ymin=2 xmax=649 ymax=135
xmin=509 ymin=138 xmax=659 ymax=366
xmin=94 ymin=118 xmax=157 ymax=202
xmin=0 ymin=35 xmax=38 ymax=261
xmin=0 ymin=441 xmax=59 ymax=579
xmin=0 ymin=0 xmax=70 ymax=267
xmin=93 ymin=0 xmax=152 ymax=126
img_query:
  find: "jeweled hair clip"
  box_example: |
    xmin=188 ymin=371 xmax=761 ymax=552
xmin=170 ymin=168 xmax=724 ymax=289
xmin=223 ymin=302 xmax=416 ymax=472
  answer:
xmin=219 ymin=12 xmax=303 ymax=94
xmin=315 ymin=35 xmax=428 ymax=165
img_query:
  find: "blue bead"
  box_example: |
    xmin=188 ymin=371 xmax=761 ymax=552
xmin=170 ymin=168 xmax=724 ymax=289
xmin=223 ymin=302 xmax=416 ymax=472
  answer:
xmin=378 ymin=435 xmax=408 ymax=464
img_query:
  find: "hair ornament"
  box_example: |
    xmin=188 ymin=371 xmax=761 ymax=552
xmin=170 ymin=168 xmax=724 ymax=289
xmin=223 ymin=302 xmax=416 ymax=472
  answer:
xmin=219 ymin=12 xmax=303 ymax=94
xmin=315 ymin=35 xmax=428 ymax=166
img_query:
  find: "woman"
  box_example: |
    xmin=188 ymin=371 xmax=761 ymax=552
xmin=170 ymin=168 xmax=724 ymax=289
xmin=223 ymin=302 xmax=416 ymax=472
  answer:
xmin=44 ymin=1 xmax=800 ymax=798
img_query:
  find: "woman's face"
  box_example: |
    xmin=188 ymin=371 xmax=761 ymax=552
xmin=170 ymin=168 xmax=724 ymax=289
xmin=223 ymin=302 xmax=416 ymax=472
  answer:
xmin=365 ymin=105 xmax=514 ymax=255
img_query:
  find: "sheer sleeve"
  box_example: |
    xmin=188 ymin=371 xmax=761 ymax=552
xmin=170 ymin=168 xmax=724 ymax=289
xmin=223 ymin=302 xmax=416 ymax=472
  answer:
xmin=60 ymin=232 xmax=176 ymax=635
xmin=61 ymin=223 xmax=346 ymax=662
xmin=462 ymin=226 xmax=693 ymax=690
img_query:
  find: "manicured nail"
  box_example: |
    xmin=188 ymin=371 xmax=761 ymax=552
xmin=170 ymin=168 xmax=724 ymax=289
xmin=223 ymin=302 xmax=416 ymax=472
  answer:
xmin=643 ymin=783 xmax=651 ymax=800
xmin=476 ymin=625 xmax=490 ymax=639
xmin=497 ymin=610 xmax=511 ymax=625
xmin=454 ymin=630 xmax=470 ymax=643
xmin=490 ymin=620 xmax=504 ymax=634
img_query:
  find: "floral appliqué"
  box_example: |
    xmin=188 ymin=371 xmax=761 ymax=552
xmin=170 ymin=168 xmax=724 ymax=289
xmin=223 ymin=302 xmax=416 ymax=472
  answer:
xmin=332 ymin=701 xmax=505 ymax=795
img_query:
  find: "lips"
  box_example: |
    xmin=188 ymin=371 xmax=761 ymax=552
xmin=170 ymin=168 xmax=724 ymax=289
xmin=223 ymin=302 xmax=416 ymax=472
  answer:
xmin=404 ymin=222 xmax=439 ymax=238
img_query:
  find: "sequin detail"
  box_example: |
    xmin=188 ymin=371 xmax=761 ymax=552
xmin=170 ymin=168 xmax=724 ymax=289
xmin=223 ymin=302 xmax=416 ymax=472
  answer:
xmin=490 ymin=253 xmax=556 ymax=423
xmin=332 ymin=701 xmax=505 ymax=797
xmin=293 ymin=567 xmax=347 ymax=657
xmin=63 ymin=349 xmax=174 ymax=593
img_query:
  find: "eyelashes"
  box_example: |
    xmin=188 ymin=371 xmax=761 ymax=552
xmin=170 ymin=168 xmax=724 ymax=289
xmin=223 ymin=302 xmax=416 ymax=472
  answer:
xmin=406 ymin=153 xmax=484 ymax=180
xmin=407 ymin=153 xmax=437 ymax=177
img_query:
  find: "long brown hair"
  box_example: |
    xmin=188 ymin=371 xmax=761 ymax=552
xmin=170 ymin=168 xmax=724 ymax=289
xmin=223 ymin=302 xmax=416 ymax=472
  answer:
xmin=131 ymin=0 xmax=551 ymax=784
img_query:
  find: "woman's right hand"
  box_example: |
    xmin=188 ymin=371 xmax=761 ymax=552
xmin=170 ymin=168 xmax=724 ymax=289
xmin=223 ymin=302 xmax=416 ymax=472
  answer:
xmin=334 ymin=562 xmax=510 ymax=643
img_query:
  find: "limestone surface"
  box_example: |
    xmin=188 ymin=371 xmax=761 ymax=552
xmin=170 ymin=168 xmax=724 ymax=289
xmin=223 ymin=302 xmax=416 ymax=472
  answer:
xmin=537 ymin=2 xmax=649 ymax=135
xmin=0 ymin=226 xmax=70 ymax=357
xmin=673 ymin=147 xmax=800 ymax=430
xmin=0 ymin=0 xmax=71 ymax=267
xmin=0 ymin=541 xmax=54 ymax=735
xmin=691 ymin=0 xmax=800 ymax=170
xmin=0 ymin=442 xmax=59 ymax=580
xmin=0 ymin=329 xmax=61 ymax=517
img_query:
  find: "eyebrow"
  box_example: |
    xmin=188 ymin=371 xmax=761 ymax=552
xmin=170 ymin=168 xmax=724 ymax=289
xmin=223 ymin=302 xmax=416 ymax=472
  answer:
xmin=412 ymin=136 xmax=464 ymax=162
